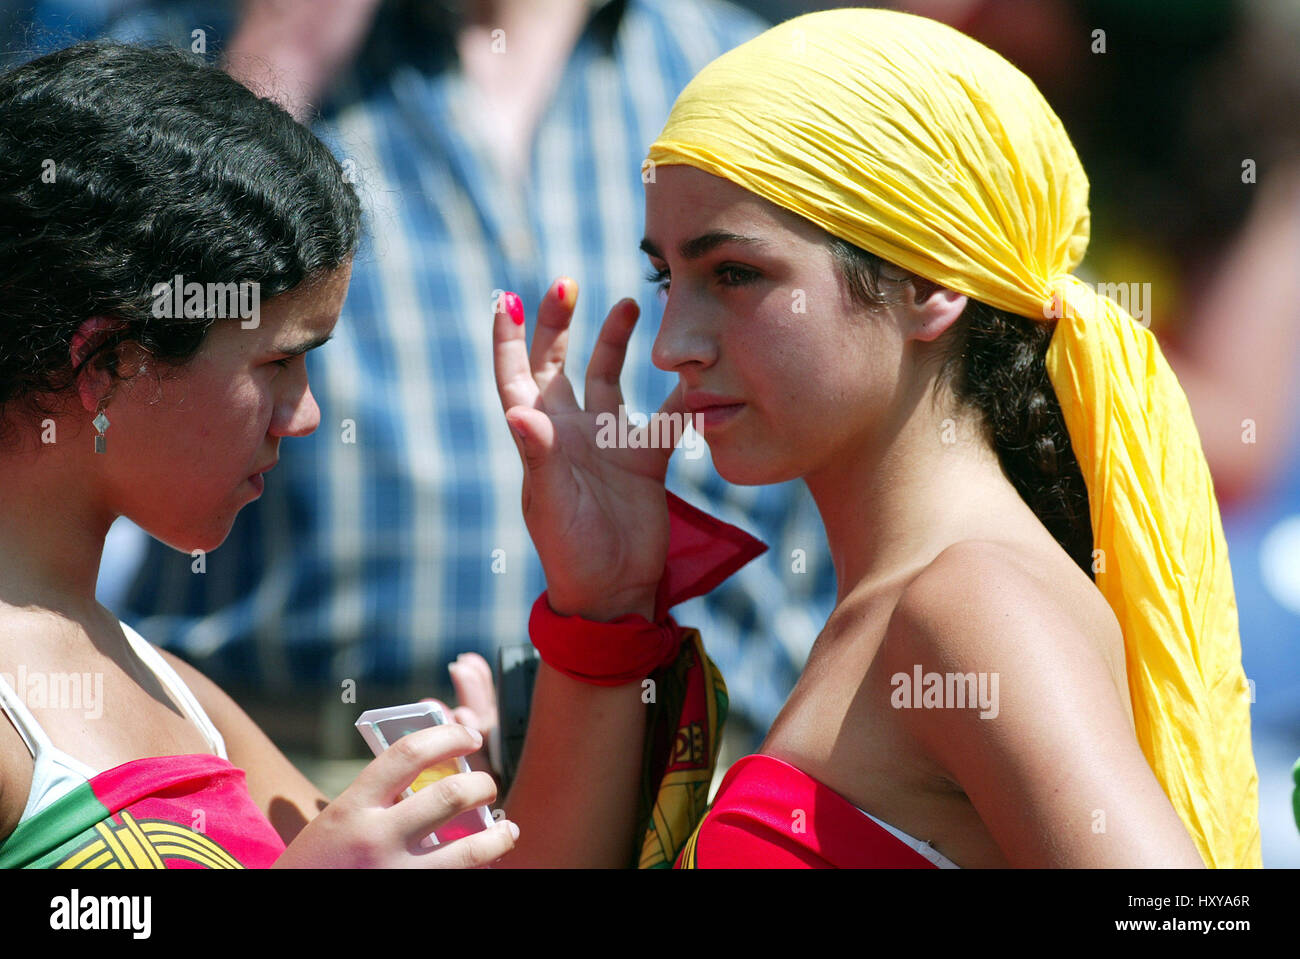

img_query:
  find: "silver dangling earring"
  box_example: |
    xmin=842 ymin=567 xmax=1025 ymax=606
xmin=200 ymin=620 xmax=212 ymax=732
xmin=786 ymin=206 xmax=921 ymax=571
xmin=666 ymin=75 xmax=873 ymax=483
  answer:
xmin=92 ymin=407 xmax=110 ymax=454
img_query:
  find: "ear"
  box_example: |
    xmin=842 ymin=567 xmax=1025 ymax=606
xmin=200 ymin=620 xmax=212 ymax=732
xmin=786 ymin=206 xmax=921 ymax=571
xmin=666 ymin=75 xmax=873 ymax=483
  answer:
xmin=906 ymin=277 xmax=968 ymax=344
xmin=69 ymin=316 xmax=126 ymax=414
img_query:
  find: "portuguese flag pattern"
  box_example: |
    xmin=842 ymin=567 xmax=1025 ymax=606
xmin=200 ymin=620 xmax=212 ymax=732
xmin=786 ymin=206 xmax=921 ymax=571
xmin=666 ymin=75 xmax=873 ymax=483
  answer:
xmin=0 ymin=754 xmax=285 ymax=869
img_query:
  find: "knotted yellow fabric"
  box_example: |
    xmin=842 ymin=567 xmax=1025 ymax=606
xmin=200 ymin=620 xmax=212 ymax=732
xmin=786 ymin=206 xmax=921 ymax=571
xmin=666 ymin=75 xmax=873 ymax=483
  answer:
xmin=647 ymin=8 xmax=1259 ymax=867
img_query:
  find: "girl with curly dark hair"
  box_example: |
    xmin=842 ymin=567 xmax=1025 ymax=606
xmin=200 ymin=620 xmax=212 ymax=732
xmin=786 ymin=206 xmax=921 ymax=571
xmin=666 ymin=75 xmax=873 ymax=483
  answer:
xmin=0 ymin=40 xmax=517 ymax=868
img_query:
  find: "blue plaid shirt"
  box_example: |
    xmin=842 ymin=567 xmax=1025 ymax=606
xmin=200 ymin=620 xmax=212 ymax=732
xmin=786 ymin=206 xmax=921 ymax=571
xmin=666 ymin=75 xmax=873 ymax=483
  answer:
xmin=109 ymin=0 xmax=836 ymax=737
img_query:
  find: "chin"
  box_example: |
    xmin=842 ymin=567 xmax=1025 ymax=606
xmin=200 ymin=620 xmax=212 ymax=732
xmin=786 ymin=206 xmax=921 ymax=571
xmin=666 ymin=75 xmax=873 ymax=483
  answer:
xmin=710 ymin=449 xmax=801 ymax=487
xmin=186 ymin=523 xmax=236 ymax=554
xmin=137 ymin=515 xmax=236 ymax=557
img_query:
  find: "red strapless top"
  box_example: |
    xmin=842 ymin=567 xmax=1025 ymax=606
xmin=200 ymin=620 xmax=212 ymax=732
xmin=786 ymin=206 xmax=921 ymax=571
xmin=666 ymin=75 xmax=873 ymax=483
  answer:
xmin=676 ymin=754 xmax=956 ymax=868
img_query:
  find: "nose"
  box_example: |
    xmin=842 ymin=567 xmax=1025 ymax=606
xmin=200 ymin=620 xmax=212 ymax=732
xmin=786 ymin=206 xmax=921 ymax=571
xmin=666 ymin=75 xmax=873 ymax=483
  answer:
xmin=650 ymin=293 xmax=719 ymax=373
xmin=270 ymin=373 xmax=321 ymax=439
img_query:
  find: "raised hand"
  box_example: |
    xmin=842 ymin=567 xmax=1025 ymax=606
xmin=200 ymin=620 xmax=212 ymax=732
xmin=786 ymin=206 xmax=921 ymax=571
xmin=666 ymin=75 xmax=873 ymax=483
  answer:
xmin=493 ymin=279 xmax=689 ymax=622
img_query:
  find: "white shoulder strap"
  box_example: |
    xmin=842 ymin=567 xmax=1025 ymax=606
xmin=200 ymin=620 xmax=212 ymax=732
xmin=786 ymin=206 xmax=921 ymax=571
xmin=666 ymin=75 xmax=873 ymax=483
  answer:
xmin=119 ymin=624 xmax=228 ymax=760
xmin=0 ymin=670 xmax=47 ymax=759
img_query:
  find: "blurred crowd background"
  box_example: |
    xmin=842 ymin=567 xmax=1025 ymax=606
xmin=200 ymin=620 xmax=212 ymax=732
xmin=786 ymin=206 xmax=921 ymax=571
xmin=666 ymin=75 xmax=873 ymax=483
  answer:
xmin=2 ymin=0 xmax=1297 ymax=866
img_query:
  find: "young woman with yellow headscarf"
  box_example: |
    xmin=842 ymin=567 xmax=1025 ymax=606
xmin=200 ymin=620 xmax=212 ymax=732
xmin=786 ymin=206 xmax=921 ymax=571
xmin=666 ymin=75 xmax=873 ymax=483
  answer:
xmin=490 ymin=8 xmax=1259 ymax=868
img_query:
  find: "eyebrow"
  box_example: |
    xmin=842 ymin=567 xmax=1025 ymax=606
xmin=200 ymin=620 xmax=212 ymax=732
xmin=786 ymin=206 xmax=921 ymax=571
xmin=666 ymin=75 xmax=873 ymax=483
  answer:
xmin=639 ymin=231 xmax=771 ymax=262
xmin=273 ymin=332 xmax=334 ymax=357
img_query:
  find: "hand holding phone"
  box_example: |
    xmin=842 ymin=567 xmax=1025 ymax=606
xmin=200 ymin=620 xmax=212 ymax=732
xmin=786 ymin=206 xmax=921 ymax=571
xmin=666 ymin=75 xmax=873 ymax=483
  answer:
xmin=356 ymin=702 xmax=496 ymax=847
xmin=274 ymin=719 xmax=515 ymax=868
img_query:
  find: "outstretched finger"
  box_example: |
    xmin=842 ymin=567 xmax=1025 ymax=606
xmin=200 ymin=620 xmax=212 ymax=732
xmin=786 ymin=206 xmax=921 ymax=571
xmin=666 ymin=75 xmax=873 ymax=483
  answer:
xmin=583 ymin=298 xmax=640 ymax=414
xmin=493 ymin=291 xmax=542 ymax=415
xmin=529 ymin=277 xmax=577 ymax=397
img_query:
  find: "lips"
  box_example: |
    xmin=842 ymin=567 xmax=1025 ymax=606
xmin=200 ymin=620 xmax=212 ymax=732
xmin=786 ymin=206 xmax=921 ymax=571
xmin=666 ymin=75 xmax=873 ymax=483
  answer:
xmin=684 ymin=391 xmax=746 ymax=430
xmin=247 ymin=459 xmax=276 ymax=495
xmin=684 ymin=391 xmax=744 ymax=411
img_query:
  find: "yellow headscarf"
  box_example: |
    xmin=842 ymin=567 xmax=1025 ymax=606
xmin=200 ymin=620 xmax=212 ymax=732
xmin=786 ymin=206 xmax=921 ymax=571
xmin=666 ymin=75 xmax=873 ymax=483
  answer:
xmin=647 ymin=8 xmax=1259 ymax=868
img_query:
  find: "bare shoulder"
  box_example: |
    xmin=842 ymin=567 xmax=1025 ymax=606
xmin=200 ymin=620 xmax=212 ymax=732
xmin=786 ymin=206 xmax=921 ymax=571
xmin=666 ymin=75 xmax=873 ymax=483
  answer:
xmin=875 ymin=539 xmax=1200 ymax=866
xmin=876 ymin=537 xmax=1133 ymax=737
xmin=885 ymin=538 xmax=1123 ymax=678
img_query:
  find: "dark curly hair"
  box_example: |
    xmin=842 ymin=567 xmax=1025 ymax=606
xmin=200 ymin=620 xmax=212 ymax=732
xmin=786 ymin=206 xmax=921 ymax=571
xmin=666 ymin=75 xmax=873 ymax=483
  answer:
xmin=0 ymin=40 xmax=362 ymax=437
xmin=828 ymin=237 xmax=1096 ymax=581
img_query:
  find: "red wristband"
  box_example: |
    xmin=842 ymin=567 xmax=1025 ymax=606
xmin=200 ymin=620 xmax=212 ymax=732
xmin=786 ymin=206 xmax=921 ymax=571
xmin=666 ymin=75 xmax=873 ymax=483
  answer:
xmin=528 ymin=597 xmax=686 ymax=687
xmin=528 ymin=491 xmax=768 ymax=686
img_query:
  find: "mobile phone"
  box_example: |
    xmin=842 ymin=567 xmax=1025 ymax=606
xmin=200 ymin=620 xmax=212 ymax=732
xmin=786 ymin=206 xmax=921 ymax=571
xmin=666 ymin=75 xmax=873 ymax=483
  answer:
xmin=355 ymin=701 xmax=495 ymax=847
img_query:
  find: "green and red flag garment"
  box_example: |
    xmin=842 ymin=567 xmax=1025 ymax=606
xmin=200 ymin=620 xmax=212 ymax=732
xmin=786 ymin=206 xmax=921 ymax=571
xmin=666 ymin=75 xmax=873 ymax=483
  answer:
xmin=0 ymin=754 xmax=284 ymax=869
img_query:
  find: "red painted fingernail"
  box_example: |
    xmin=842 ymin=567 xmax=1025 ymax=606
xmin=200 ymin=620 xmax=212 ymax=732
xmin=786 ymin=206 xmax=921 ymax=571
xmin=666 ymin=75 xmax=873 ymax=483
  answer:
xmin=555 ymin=281 xmax=566 ymax=303
xmin=504 ymin=292 xmax=524 ymax=326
